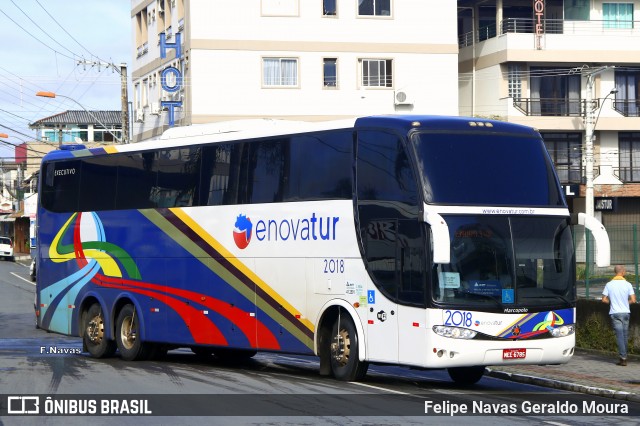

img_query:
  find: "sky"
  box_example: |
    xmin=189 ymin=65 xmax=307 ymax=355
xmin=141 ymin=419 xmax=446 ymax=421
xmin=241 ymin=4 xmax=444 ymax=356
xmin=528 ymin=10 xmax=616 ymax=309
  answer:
xmin=0 ymin=0 xmax=131 ymax=160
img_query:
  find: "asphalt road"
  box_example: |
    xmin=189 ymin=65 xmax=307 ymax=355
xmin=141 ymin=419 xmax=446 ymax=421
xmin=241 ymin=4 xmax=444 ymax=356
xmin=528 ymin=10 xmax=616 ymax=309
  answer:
xmin=1 ymin=259 xmax=639 ymax=425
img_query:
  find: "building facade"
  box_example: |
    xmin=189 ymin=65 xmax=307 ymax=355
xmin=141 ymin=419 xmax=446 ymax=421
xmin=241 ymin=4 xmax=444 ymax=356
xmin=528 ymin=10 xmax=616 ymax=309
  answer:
xmin=130 ymin=0 xmax=459 ymax=142
xmin=458 ymin=0 xmax=640 ymax=262
xmin=27 ymin=109 xmax=123 ymax=175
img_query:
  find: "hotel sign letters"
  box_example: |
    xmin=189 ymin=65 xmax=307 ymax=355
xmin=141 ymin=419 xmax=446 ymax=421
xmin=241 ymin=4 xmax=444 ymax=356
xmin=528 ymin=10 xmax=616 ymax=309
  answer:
xmin=534 ymin=0 xmax=545 ymax=49
xmin=159 ymin=32 xmax=183 ymax=126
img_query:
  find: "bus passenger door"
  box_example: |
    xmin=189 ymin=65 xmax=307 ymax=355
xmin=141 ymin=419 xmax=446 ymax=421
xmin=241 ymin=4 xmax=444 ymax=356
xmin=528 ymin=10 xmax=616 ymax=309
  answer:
xmin=396 ymin=220 xmax=428 ymax=367
xmin=362 ymin=218 xmax=399 ymax=364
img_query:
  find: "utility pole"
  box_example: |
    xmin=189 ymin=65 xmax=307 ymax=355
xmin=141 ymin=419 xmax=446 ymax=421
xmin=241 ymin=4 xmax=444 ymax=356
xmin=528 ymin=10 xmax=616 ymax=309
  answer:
xmin=77 ymin=59 xmax=129 ymax=143
xmin=582 ymin=65 xmax=613 ymax=218
xmin=120 ymin=63 xmax=130 ymax=144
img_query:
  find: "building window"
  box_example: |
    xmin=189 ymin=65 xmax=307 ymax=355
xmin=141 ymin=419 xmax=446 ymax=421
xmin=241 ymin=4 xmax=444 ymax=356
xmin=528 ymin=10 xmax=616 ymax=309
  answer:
xmin=361 ymin=59 xmax=392 ymax=88
xmin=135 ymin=83 xmax=141 ymax=109
xmin=323 ymin=58 xmax=337 ymax=88
xmin=508 ymin=64 xmax=522 ymax=99
xmin=263 ymin=58 xmax=298 ymax=87
xmin=564 ymin=0 xmax=590 ymax=20
xmin=136 ymin=8 xmax=149 ymax=57
xmin=323 ymin=0 xmax=336 ymax=16
xmin=614 ymin=70 xmax=640 ymax=116
xmin=603 ymin=3 xmax=634 ymax=29
xmin=142 ymin=78 xmax=149 ymax=107
xmin=529 ymin=67 xmax=581 ymax=116
xmin=542 ymin=133 xmax=582 ymax=184
xmin=358 ymin=0 xmax=391 ymax=16
xmin=619 ymin=132 xmax=640 ymax=182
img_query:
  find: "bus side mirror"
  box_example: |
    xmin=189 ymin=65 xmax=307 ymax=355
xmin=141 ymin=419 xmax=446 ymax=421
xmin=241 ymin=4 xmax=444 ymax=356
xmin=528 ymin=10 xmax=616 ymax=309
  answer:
xmin=578 ymin=213 xmax=611 ymax=268
xmin=424 ymin=209 xmax=450 ymax=264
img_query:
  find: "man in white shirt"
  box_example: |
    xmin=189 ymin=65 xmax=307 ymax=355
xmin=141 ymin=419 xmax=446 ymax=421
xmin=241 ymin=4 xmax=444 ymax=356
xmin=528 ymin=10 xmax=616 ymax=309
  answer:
xmin=602 ymin=265 xmax=637 ymax=366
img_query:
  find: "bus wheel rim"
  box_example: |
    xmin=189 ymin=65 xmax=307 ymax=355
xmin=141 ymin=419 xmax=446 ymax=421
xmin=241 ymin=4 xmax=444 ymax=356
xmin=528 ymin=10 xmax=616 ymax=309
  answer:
xmin=120 ymin=316 xmax=136 ymax=350
xmin=87 ymin=316 xmax=104 ymax=344
xmin=331 ymin=328 xmax=350 ymax=366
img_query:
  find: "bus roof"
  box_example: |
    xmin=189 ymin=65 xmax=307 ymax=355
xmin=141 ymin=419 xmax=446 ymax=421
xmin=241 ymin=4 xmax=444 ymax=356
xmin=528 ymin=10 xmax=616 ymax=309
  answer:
xmin=355 ymin=115 xmax=540 ymax=137
xmin=41 ymin=115 xmax=539 ymax=161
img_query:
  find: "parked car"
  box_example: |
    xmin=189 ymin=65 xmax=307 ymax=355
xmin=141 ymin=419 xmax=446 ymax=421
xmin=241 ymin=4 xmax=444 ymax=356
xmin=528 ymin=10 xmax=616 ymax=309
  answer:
xmin=0 ymin=237 xmax=14 ymax=261
xmin=30 ymin=258 xmax=36 ymax=282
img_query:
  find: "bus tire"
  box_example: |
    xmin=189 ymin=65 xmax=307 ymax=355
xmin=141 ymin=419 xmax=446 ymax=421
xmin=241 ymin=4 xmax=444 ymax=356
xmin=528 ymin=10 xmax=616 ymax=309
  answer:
xmin=329 ymin=315 xmax=368 ymax=381
xmin=115 ymin=304 xmax=151 ymax=361
xmin=447 ymin=366 xmax=485 ymax=385
xmin=83 ymin=303 xmax=116 ymax=358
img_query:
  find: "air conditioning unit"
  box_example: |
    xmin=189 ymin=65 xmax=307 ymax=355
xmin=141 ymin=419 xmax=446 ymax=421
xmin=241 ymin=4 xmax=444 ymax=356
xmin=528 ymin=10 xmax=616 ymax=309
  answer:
xmin=394 ymin=90 xmax=413 ymax=106
xmin=135 ymin=109 xmax=144 ymax=122
xmin=150 ymin=102 xmax=161 ymax=115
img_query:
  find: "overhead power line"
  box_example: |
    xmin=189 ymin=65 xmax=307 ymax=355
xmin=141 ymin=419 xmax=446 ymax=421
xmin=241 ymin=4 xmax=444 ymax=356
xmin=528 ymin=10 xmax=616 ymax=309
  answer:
xmin=35 ymin=0 xmax=103 ymax=62
xmin=0 ymin=8 xmax=76 ymax=62
xmin=10 ymin=0 xmax=81 ymax=60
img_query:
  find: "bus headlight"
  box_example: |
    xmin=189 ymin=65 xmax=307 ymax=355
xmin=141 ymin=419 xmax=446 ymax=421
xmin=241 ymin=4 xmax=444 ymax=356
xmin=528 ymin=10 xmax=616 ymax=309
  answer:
xmin=433 ymin=325 xmax=477 ymax=339
xmin=548 ymin=325 xmax=575 ymax=337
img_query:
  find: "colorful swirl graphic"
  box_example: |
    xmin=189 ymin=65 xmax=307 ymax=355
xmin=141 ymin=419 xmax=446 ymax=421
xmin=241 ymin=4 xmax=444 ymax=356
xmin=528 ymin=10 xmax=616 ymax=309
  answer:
xmin=40 ymin=212 xmax=281 ymax=350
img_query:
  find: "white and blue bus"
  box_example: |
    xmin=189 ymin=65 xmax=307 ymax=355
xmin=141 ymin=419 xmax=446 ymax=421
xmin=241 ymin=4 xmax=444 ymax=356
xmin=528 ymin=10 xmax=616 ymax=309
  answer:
xmin=34 ymin=115 xmax=609 ymax=384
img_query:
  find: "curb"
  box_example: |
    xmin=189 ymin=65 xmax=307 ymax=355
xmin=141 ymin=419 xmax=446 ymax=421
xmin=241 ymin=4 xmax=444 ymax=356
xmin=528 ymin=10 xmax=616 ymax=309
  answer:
xmin=485 ymin=368 xmax=640 ymax=403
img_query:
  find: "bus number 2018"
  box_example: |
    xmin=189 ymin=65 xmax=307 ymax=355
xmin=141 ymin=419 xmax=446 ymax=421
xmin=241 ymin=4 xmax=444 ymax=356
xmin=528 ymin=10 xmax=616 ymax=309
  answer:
xmin=444 ymin=310 xmax=473 ymax=327
xmin=324 ymin=259 xmax=345 ymax=274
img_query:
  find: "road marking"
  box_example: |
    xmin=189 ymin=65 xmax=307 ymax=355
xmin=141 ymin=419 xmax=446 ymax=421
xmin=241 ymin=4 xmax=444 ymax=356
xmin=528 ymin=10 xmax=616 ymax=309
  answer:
xmin=349 ymin=381 xmax=424 ymax=398
xmin=10 ymin=272 xmax=35 ymax=286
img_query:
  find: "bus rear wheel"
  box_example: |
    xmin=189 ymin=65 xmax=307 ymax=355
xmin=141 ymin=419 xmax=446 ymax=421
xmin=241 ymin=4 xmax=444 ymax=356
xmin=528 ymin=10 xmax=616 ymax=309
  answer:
xmin=329 ymin=315 xmax=368 ymax=381
xmin=115 ymin=304 xmax=151 ymax=361
xmin=83 ymin=303 xmax=116 ymax=358
xmin=447 ymin=366 xmax=485 ymax=385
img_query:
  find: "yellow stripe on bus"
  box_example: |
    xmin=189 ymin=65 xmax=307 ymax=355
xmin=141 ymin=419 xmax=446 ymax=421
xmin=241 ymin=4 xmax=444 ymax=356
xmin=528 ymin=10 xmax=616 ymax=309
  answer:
xmin=170 ymin=207 xmax=315 ymax=332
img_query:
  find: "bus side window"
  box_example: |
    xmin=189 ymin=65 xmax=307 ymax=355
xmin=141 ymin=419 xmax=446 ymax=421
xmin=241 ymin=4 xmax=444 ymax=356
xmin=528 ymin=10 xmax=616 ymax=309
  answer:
xmin=153 ymin=147 xmax=201 ymax=208
xmin=41 ymin=160 xmax=81 ymax=213
xmin=287 ymin=131 xmax=352 ymax=201
xmin=79 ymin=156 xmax=117 ymax=211
xmin=116 ymin=153 xmax=157 ymax=210
xmin=247 ymin=138 xmax=286 ymax=204
xmin=201 ymin=144 xmax=233 ymax=206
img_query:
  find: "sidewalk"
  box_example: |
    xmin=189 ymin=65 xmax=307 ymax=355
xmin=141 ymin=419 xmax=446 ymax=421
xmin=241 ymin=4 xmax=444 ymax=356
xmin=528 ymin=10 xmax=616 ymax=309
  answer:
xmin=487 ymin=348 xmax=640 ymax=402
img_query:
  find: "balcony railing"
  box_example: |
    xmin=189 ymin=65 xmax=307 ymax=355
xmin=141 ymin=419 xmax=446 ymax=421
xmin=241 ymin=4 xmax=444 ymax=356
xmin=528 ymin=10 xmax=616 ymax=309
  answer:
xmin=613 ymin=100 xmax=640 ymax=117
xmin=459 ymin=18 xmax=640 ymax=48
xmin=614 ymin=167 xmax=640 ymax=183
xmin=514 ymin=98 xmax=587 ymax=117
xmin=554 ymin=165 xmax=583 ymax=185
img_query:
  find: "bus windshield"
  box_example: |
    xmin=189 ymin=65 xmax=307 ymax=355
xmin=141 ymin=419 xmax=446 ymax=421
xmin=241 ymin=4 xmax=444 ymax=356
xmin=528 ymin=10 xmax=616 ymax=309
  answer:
xmin=413 ymin=131 xmax=564 ymax=206
xmin=434 ymin=215 xmax=575 ymax=308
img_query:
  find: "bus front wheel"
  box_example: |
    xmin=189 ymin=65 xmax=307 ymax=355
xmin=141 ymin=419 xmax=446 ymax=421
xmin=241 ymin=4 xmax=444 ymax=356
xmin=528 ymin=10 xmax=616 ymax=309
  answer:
xmin=115 ymin=304 xmax=151 ymax=361
xmin=83 ymin=303 xmax=116 ymax=358
xmin=329 ymin=315 xmax=368 ymax=381
xmin=447 ymin=366 xmax=485 ymax=385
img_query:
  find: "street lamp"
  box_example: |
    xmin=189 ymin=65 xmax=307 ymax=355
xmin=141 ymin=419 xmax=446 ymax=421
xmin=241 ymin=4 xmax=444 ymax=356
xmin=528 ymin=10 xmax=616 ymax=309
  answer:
xmin=35 ymin=91 xmax=122 ymax=143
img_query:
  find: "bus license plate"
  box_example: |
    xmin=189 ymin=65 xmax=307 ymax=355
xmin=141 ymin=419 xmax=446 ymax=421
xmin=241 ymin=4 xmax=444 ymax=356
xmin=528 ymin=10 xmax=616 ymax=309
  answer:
xmin=503 ymin=348 xmax=526 ymax=360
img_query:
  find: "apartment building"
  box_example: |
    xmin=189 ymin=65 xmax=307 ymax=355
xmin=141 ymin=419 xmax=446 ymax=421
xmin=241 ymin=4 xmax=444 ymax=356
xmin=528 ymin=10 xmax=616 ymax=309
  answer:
xmin=130 ymin=0 xmax=459 ymax=142
xmin=458 ymin=0 xmax=640 ymax=239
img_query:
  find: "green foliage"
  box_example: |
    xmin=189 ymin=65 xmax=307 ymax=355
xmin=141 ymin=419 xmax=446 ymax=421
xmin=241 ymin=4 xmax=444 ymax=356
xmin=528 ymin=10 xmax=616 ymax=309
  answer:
xmin=576 ymin=265 xmax=586 ymax=280
xmin=575 ymin=314 xmax=617 ymax=352
xmin=576 ymin=307 xmax=639 ymax=355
